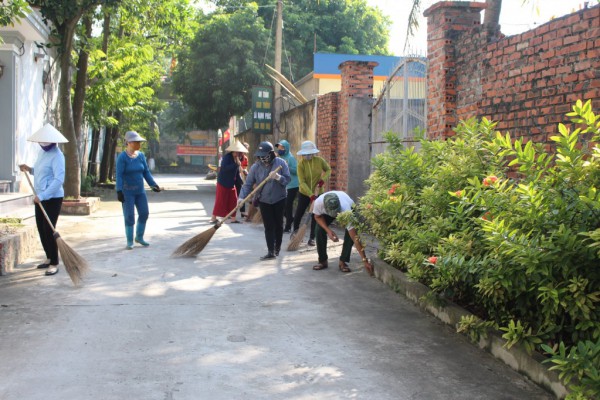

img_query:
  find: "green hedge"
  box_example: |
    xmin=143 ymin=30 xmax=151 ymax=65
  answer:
xmin=353 ymin=100 xmax=600 ymax=399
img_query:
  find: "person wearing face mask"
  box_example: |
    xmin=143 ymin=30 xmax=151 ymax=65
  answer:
xmin=239 ymin=141 xmax=291 ymax=260
xmin=19 ymin=123 xmax=68 ymax=276
xmin=291 ymin=140 xmax=331 ymax=246
xmin=275 ymin=140 xmax=298 ymax=233
xmin=116 ymin=130 xmax=162 ymax=250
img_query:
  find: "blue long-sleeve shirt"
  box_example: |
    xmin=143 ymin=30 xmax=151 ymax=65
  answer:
xmin=240 ymin=157 xmax=290 ymax=204
xmin=31 ymin=146 xmax=65 ymax=201
xmin=116 ymin=151 xmax=157 ymax=195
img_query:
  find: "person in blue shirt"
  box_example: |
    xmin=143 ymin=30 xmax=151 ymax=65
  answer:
xmin=19 ymin=123 xmax=67 ymax=277
xmin=116 ymin=131 xmax=161 ymax=250
xmin=239 ymin=141 xmax=291 ymax=260
xmin=275 ymin=140 xmax=298 ymax=233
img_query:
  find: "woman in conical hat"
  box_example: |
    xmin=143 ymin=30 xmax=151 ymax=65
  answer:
xmin=210 ymin=140 xmax=248 ymax=223
xmin=18 ymin=123 xmax=68 ymax=276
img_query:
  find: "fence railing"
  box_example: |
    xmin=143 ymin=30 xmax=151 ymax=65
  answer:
xmin=371 ymin=56 xmax=427 ymax=159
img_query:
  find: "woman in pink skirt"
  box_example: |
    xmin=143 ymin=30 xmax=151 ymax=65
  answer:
xmin=210 ymin=141 xmax=248 ymax=223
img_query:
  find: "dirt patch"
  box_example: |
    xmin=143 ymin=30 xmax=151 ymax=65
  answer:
xmin=0 ymin=218 xmax=24 ymax=239
xmin=0 ymin=224 xmax=20 ymax=239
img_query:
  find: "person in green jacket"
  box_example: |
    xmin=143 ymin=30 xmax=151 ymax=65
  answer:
xmin=291 ymin=140 xmax=331 ymax=246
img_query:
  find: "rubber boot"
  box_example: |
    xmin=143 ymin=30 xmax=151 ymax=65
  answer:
xmin=125 ymin=225 xmax=134 ymax=249
xmin=135 ymin=223 xmax=150 ymax=247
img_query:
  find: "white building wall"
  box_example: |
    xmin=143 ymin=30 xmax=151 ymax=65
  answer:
xmin=0 ymin=11 xmax=55 ymax=192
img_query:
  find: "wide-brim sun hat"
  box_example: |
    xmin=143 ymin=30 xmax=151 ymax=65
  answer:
xmin=297 ymin=140 xmax=319 ymax=155
xmin=226 ymin=140 xmax=249 ymax=153
xmin=125 ymin=130 xmax=146 ymax=142
xmin=27 ymin=123 xmax=68 ymax=143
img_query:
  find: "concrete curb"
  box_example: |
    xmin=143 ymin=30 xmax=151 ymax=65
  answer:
xmin=0 ymin=225 xmax=38 ymax=275
xmin=372 ymin=258 xmax=568 ymax=399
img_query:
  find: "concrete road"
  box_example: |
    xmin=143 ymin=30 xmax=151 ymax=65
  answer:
xmin=0 ymin=174 xmax=553 ymax=400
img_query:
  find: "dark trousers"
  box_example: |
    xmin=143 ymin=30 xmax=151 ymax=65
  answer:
xmin=292 ymin=193 xmax=317 ymax=240
xmin=284 ymin=187 xmax=298 ymax=230
xmin=259 ymin=198 xmax=286 ymax=253
xmin=35 ymin=197 xmax=63 ymax=265
xmin=315 ymin=214 xmax=354 ymax=263
xmin=235 ymin=178 xmax=245 ymax=214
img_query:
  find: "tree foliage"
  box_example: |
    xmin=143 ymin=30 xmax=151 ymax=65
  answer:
xmin=0 ymin=0 xmax=30 ymax=27
xmin=172 ymin=4 xmax=270 ymax=129
xmin=174 ymin=0 xmax=390 ymax=129
xmin=214 ymin=0 xmax=391 ymax=79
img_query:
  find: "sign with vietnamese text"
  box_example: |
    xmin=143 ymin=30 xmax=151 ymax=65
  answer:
xmin=176 ymin=145 xmax=217 ymax=156
xmin=252 ymin=86 xmax=273 ymax=134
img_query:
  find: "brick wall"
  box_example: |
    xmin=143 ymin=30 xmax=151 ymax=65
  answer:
xmin=425 ymin=2 xmax=600 ymax=147
xmin=320 ymin=61 xmax=378 ymax=192
xmin=316 ymin=92 xmax=339 ymax=190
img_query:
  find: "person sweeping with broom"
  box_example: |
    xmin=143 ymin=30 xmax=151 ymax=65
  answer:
xmin=116 ymin=130 xmax=162 ymax=250
xmin=311 ymin=191 xmax=374 ymax=276
xmin=291 ymin=140 xmax=331 ymax=247
xmin=239 ymin=141 xmax=291 ymax=260
xmin=19 ymin=124 xmax=68 ymax=277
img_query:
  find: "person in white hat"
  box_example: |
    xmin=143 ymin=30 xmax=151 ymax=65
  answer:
xmin=210 ymin=140 xmax=248 ymax=224
xmin=116 ymin=130 xmax=162 ymax=249
xmin=292 ymin=140 xmax=331 ymax=246
xmin=18 ymin=123 xmax=68 ymax=276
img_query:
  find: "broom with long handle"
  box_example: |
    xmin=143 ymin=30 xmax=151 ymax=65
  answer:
xmin=24 ymin=172 xmax=89 ymax=286
xmin=172 ymin=166 xmax=282 ymax=258
xmin=287 ymin=185 xmax=320 ymax=251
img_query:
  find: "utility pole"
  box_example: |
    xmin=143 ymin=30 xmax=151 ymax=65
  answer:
xmin=273 ymin=0 xmax=283 ymax=144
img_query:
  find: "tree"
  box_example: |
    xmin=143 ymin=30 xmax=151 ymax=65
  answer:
xmin=28 ymin=0 xmax=120 ymax=198
xmin=0 ymin=0 xmax=29 ymax=27
xmin=214 ymin=0 xmax=391 ymax=80
xmin=172 ymin=4 xmax=270 ymax=129
xmin=80 ymin=0 xmax=196 ymax=181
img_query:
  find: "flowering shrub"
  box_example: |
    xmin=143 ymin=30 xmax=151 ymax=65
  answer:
xmin=356 ymin=100 xmax=600 ymax=399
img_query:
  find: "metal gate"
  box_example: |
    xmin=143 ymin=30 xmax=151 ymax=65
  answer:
xmin=370 ymin=57 xmax=427 ymax=159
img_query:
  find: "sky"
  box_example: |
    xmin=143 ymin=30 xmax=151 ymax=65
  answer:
xmin=365 ymin=0 xmax=591 ymax=56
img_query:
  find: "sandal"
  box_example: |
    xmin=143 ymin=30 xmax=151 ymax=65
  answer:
xmin=312 ymin=262 xmax=328 ymax=270
xmin=338 ymin=261 xmax=351 ymax=273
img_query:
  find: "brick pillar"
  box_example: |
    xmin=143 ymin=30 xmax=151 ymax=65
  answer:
xmin=424 ymin=1 xmax=485 ymax=139
xmin=316 ymin=92 xmax=339 ymax=189
xmin=335 ymin=60 xmax=378 ymax=192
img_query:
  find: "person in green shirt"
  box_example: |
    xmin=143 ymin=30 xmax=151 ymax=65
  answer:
xmin=291 ymin=140 xmax=331 ymax=246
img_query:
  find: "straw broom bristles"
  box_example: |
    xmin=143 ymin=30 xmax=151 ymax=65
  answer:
xmin=251 ymin=208 xmax=263 ymax=224
xmin=287 ymin=189 xmax=319 ymax=251
xmin=286 ymin=216 xmax=308 ymax=251
xmin=54 ymin=231 xmax=89 ymax=286
xmin=172 ymin=166 xmax=282 ymax=258
xmin=171 ymin=223 xmax=220 ymax=257
xmin=24 ymin=172 xmax=89 ymax=286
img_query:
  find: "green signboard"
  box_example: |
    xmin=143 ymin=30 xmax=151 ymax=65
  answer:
xmin=251 ymin=86 xmax=273 ymax=134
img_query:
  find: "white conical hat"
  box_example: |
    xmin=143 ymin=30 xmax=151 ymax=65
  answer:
xmin=225 ymin=140 xmax=248 ymax=153
xmin=27 ymin=123 xmax=68 ymax=143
